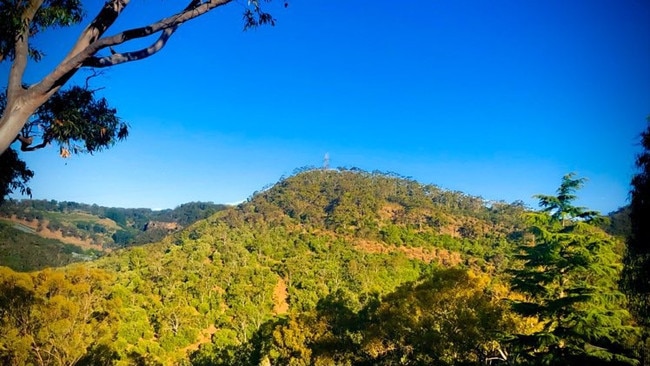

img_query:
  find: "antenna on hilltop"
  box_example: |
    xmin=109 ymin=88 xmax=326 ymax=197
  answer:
xmin=323 ymin=152 xmax=330 ymax=170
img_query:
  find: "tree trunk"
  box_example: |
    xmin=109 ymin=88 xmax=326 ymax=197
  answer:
xmin=0 ymin=94 xmax=43 ymax=155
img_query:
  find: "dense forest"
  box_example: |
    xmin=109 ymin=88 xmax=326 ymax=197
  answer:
xmin=0 ymin=169 xmax=644 ymax=365
xmin=0 ymin=200 xmax=228 ymax=270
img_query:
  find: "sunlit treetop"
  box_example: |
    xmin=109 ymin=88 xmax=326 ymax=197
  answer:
xmin=534 ymin=173 xmax=600 ymax=224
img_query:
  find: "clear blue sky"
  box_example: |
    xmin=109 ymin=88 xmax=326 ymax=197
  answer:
xmin=4 ymin=0 xmax=649 ymax=212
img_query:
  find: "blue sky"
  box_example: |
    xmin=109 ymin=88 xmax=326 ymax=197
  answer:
xmin=4 ymin=0 xmax=649 ymax=212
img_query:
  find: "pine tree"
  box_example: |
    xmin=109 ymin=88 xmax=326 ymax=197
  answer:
xmin=510 ymin=174 xmax=639 ymax=365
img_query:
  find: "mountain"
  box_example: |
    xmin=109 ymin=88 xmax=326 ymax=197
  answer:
xmin=0 ymin=168 xmax=637 ymax=365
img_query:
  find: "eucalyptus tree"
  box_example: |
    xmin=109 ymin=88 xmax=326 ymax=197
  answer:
xmin=0 ymin=0 xmax=276 ymax=199
xmin=0 ymin=146 xmax=32 ymax=202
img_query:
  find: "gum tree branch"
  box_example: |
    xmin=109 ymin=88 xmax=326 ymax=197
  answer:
xmin=34 ymin=0 xmax=231 ymax=95
xmin=83 ymin=25 xmax=177 ymax=67
xmin=7 ymin=0 xmax=45 ymax=100
xmin=16 ymin=135 xmax=49 ymax=151
xmin=80 ymin=0 xmax=204 ymax=69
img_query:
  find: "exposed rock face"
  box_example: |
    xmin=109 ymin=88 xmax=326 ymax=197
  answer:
xmin=143 ymin=221 xmax=181 ymax=232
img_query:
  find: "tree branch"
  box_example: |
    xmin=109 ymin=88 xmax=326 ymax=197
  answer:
xmin=84 ymin=69 xmax=107 ymax=89
xmin=82 ymin=24 xmax=178 ymax=68
xmin=29 ymin=0 xmax=130 ymax=97
xmin=82 ymin=0 xmax=226 ymax=67
xmin=61 ymin=0 xmax=132 ymax=64
xmin=16 ymin=135 xmax=49 ymax=151
xmin=7 ymin=0 xmax=45 ymax=100
xmin=33 ymin=0 xmax=231 ymax=96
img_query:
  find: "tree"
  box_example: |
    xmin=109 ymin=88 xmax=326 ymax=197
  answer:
xmin=623 ymin=118 xmax=650 ymax=363
xmin=0 ymin=147 xmax=33 ymax=203
xmin=361 ymin=268 xmax=514 ymax=365
xmin=533 ymin=173 xmax=599 ymax=225
xmin=0 ymin=0 xmax=277 ymax=199
xmin=510 ymin=174 xmax=638 ymax=365
xmin=0 ymin=266 xmax=116 ymax=366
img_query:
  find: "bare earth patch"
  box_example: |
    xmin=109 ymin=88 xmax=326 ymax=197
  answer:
xmin=273 ymin=278 xmax=289 ymax=315
xmin=354 ymin=238 xmax=462 ymax=266
xmin=181 ymin=324 xmax=218 ymax=354
xmin=378 ymin=203 xmax=404 ymax=221
xmin=9 ymin=216 xmax=104 ymax=251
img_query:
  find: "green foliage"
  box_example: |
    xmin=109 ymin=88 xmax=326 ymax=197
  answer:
xmin=243 ymin=0 xmax=277 ymax=30
xmin=359 ymin=268 xmax=514 ymax=365
xmin=1 ymin=86 xmax=127 ymax=200
xmin=534 ymin=173 xmax=599 ymax=224
xmin=33 ymin=85 xmax=129 ymax=155
xmin=159 ymin=201 xmax=228 ymax=227
xmin=104 ymin=207 xmax=127 ymax=226
xmin=602 ymin=206 xmax=631 ymax=239
xmin=4 ymin=168 xmax=636 ymax=365
xmin=0 ymin=0 xmax=282 ymax=200
xmin=0 ymin=0 xmax=83 ymax=62
xmin=624 ymin=120 xmax=650 ymax=316
xmin=623 ymin=119 xmax=650 ymax=364
xmin=112 ymin=229 xmax=135 ymax=246
xmin=0 ymin=221 xmax=88 ymax=271
xmin=0 ymin=148 xmax=33 ymax=202
xmin=510 ymin=174 xmax=638 ymax=365
xmin=215 ymin=268 xmax=514 ymax=366
xmin=0 ymin=265 xmax=116 ymax=366
xmin=253 ymin=168 xmax=525 ymax=264
xmin=0 ymin=199 xmax=228 ymax=259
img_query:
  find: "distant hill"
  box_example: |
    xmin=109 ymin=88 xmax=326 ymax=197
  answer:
xmin=0 ymin=199 xmax=228 ymax=270
xmin=603 ymin=205 xmax=631 ymax=239
xmin=0 ymin=221 xmax=98 ymax=271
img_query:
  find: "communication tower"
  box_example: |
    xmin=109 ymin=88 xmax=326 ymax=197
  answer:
xmin=323 ymin=152 xmax=330 ymax=170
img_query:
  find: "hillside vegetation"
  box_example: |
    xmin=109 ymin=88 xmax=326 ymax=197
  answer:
xmin=0 ymin=200 xmax=227 ymax=270
xmin=0 ymin=169 xmax=640 ymax=365
xmin=0 ymin=221 xmax=98 ymax=271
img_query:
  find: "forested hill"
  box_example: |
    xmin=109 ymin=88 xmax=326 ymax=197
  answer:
xmin=240 ymin=168 xmax=528 ymax=266
xmin=0 ymin=169 xmax=639 ymax=365
xmin=0 ymin=200 xmax=228 ymax=270
xmin=0 ymin=199 xmax=227 ymax=246
xmin=258 ymin=168 xmax=626 ymax=242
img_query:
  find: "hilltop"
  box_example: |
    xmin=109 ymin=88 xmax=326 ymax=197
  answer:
xmin=238 ymin=168 xmax=527 ymax=267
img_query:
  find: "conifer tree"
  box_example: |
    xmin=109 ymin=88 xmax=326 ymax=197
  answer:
xmin=623 ymin=119 xmax=650 ymax=363
xmin=510 ymin=174 xmax=638 ymax=365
